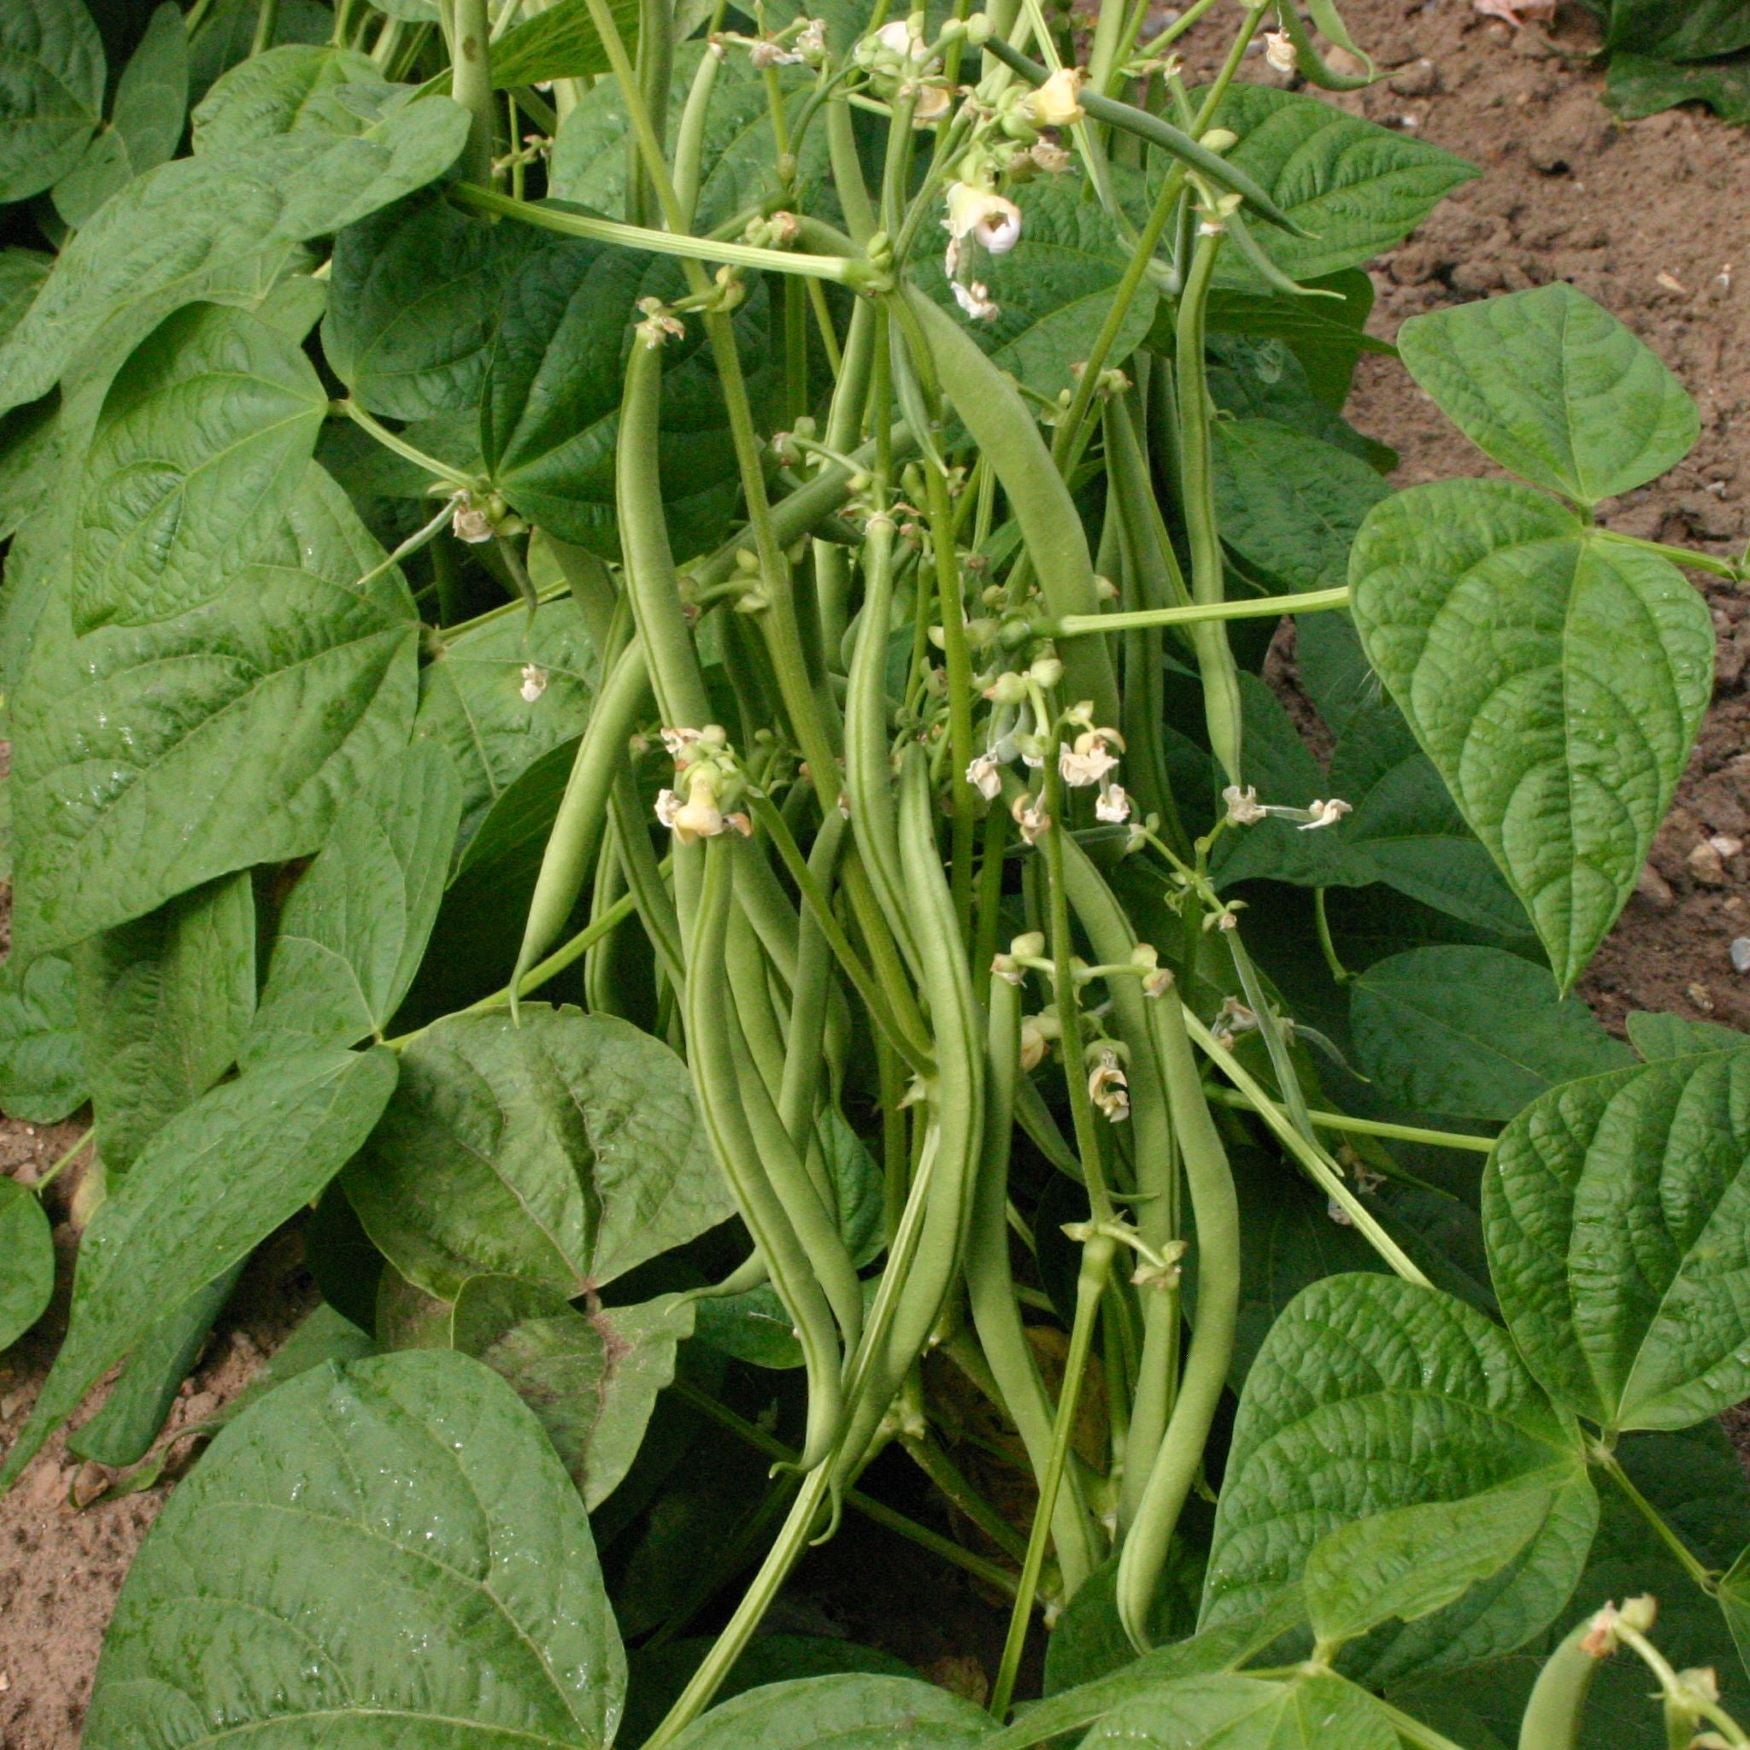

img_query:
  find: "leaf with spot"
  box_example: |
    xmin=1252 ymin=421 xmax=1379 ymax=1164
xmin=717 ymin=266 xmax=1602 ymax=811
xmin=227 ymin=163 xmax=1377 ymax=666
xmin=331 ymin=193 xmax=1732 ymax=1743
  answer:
xmin=83 ymin=1349 xmax=626 ymax=1749
xmin=1350 ymin=478 xmax=1714 ymax=990
xmin=343 ymin=1004 xmax=732 ymax=1302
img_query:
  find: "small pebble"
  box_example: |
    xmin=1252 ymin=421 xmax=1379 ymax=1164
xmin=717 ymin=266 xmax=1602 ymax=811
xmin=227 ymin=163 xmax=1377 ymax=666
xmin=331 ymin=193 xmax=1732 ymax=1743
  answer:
xmin=1688 ymin=840 xmax=1728 ymax=886
xmin=1637 ymin=864 xmax=1675 ymax=909
xmin=1732 ymin=938 xmax=1750 ymax=974
xmin=1690 ymin=982 xmax=1717 ymax=1013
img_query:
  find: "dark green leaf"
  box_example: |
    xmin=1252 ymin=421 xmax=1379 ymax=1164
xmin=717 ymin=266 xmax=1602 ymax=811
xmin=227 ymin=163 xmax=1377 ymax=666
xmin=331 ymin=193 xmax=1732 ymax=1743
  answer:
xmin=1485 ymin=1048 xmax=1750 ymax=1431
xmin=71 ymin=871 xmax=256 ymax=1175
xmin=0 ymin=951 xmax=87 ymax=1123
xmin=0 ymin=1044 xmax=398 ymax=1488
xmin=73 ymin=301 xmax=328 ymax=631
xmin=244 ymin=743 xmax=461 ymax=1062
xmin=1396 ymin=284 xmax=1698 ymax=505
xmin=186 ymin=0 xmax=331 ymax=103
xmin=1205 ymin=335 xmax=1388 ymax=468
xmin=491 ymin=0 xmax=644 ymax=88
xmin=0 ymin=94 xmax=470 ymax=415
xmin=0 ymin=248 xmax=50 ymax=341
xmin=83 ymin=1350 xmax=626 ymax=1748
xmin=1076 ymin=1672 xmax=1400 ymax=1750
xmin=1606 ymin=50 xmax=1750 ymax=122
xmin=1045 ymin=1546 xmax=1204 ymax=1696
xmin=0 ymin=0 xmax=105 ymax=203
xmin=324 ymin=184 xmax=537 ymax=420
xmin=344 ymin=1004 xmax=732 ymax=1301
xmin=11 ymin=465 xmax=421 ymax=958
xmin=1350 ymin=479 xmax=1714 ymax=990
xmin=415 ymin=592 xmax=599 ymax=853
xmin=1350 ymin=945 xmax=1631 ymax=1122
xmin=1604 ymin=0 xmax=1750 ymax=60
xmin=0 ymin=1177 xmax=54 ymax=1351
xmin=1207 ymin=271 xmax=1391 ymax=411
xmin=668 ymin=1674 xmax=992 ymax=1750
xmin=1202 ymin=1274 xmax=1597 ymax=1684
xmin=451 ymin=1275 xmax=694 ymax=1508
xmin=1626 ymin=1011 xmax=1748 ymax=1060
xmin=190 ymin=43 xmax=395 ymax=153
xmin=1202 ymin=84 xmax=1478 ymax=282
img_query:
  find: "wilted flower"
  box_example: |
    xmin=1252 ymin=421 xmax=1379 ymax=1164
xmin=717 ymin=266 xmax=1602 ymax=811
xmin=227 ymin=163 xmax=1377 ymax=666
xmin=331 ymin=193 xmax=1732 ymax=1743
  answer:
xmin=451 ymin=495 xmax=495 ymax=543
xmin=1095 ymin=783 xmax=1130 ymax=824
xmin=1019 ymin=1015 xmax=1049 ymax=1071
xmin=1059 ymin=726 xmax=1122 ymax=788
xmin=1263 ymin=29 xmax=1297 ymax=74
xmin=1011 ymin=791 xmax=1051 ymax=844
xmin=519 ymin=663 xmax=548 ymax=703
xmin=1088 ymin=1049 xmax=1130 ymax=1122
xmin=951 ymin=278 xmax=1000 ymax=321
xmin=635 ymin=295 xmax=687 ymax=348
xmin=1299 ymin=798 xmax=1352 ymax=831
xmin=1223 ymin=784 xmax=1266 ymax=825
xmin=967 ymin=751 xmax=1004 ymax=800
xmin=1026 ymin=67 xmax=1086 ymax=128
xmin=945 ymin=181 xmax=1023 ymax=253
xmin=911 ymin=82 xmax=954 ymax=123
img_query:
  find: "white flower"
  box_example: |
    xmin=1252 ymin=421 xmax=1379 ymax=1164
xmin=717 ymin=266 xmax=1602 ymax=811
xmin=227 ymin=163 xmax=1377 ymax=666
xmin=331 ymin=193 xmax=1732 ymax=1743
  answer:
xmin=967 ymin=751 xmax=1004 ymax=800
xmin=1299 ymin=797 xmax=1353 ymax=831
xmin=911 ymin=83 xmax=954 ymax=123
xmin=1088 ymin=1049 xmax=1129 ymax=1122
xmin=1058 ymin=727 xmax=1121 ymax=788
xmin=944 ymin=181 xmax=1022 ymax=254
xmin=655 ymin=788 xmax=684 ymax=829
xmin=1026 ymin=67 xmax=1086 ymax=128
xmin=451 ymin=498 xmax=494 ymax=544
xmin=1095 ymin=784 xmax=1130 ymax=824
xmin=1011 ymin=791 xmax=1051 ymax=845
xmin=950 ymin=278 xmax=1000 ymax=321
xmin=1263 ymin=29 xmax=1298 ymax=74
xmin=519 ymin=663 xmax=548 ymax=703
xmin=1222 ymin=784 xmax=1267 ymax=825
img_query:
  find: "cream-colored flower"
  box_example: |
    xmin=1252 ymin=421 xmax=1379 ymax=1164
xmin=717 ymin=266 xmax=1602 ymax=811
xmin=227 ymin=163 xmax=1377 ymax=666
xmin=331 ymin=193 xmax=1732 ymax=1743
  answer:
xmin=451 ymin=497 xmax=494 ymax=544
xmin=1011 ymin=791 xmax=1051 ymax=844
xmin=1088 ymin=1049 xmax=1130 ymax=1122
xmin=1019 ymin=1015 xmax=1049 ymax=1071
xmin=1059 ymin=727 xmax=1121 ymax=788
xmin=1026 ymin=67 xmax=1086 ymax=128
xmin=945 ymin=181 xmax=1023 ymax=254
xmin=1222 ymin=784 xmax=1266 ymax=825
xmin=911 ymin=82 xmax=954 ymax=123
xmin=967 ymin=751 xmax=1004 ymax=800
xmin=1095 ymin=784 xmax=1130 ymax=824
xmin=1263 ymin=29 xmax=1297 ymax=74
xmin=519 ymin=663 xmax=548 ymax=703
xmin=1299 ymin=797 xmax=1352 ymax=831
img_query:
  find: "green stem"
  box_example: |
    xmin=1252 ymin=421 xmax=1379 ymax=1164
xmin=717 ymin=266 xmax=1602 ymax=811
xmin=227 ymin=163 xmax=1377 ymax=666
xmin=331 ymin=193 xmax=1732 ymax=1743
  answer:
xmin=1205 ymin=1088 xmax=1496 ymax=1153
xmin=990 ymin=1231 xmax=1116 ymax=1720
xmin=1595 ymin=526 xmax=1744 ymax=581
xmin=335 ymin=399 xmax=478 ymax=489
xmin=1313 ymin=888 xmax=1350 ymax=984
xmin=30 ymin=1129 xmax=94 ymax=1195
xmin=901 ymin=1434 xmax=1031 ymax=1564
xmin=448 ymin=0 xmax=494 ymax=185
xmin=1042 ymin=585 xmax=1350 ymax=639
xmin=252 ymin=0 xmax=280 ymax=56
xmin=1593 ymin=1449 xmax=1718 ymax=1594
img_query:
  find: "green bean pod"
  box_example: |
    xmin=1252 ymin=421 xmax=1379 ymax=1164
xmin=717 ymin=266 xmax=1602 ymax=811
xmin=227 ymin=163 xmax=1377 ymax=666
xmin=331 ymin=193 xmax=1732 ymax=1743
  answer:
xmin=686 ymin=840 xmax=844 ymax=1468
xmin=1516 ymin=1619 xmax=1600 ymax=1750
xmin=672 ymin=37 xmax=723 ymax=227
xmin=584 ymin=812 xmax=631 ymax=1017
xmin=779 ymin=810 xmax=849 ymax=1151
xmin=904 ymin=288 xmax=1121 ymax=735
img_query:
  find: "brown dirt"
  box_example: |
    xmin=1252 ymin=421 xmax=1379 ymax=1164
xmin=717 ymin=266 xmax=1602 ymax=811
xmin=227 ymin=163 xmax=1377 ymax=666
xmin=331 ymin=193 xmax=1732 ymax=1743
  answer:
xmin=1 ymin=6 xmax=1748 ymax=1742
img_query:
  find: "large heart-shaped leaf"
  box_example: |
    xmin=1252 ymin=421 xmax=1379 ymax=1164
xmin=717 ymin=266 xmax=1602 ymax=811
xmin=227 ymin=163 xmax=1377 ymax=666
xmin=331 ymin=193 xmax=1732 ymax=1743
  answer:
xmin=190 ymin=42 xmax=391 ymax=153
xmin=1350 ymin=945 xmax=1631 ymax=1122
xmin=1485 ymin=1048 xmax=1750 ymax=1432
xmin=324 ymin=184 xmax=537 ymax=420
xmin=0 ymin=1177 xmax=54 ymax=1351
xmin=51 ymin=3 xmax=189 ymax=228
xmin=344 ymin=1004 xmax=732 ymax=1301
xmin=0 ymin=1044 xmax=397 ymax=1488
xmin=11 ymin=464 xmax=420 ymax=958
xmin=452 ymin=1275 xmax=694 ymax=1509
xmin=1202 ymin=1274 xmax=1597 ymax=1684
xmin=1350 ymin=478 xmax=1714 ymax=990
xmin=0 ymin=0 xmax=104 ymax=203
xmin=244 ymin=742 xmax=461 ymax=1063
xmin=71 ymin=870 xmax=256 ymax=1173
xmin=914 ymin=175 xmax=1158 ymax=400
xmin=73 ymin=301 xmax=328 ymax=631
xmin=1202 ymin=84 xmax=1478 ymax=283
xmin=0 ymin=951 xmax=87 ymax=1122
xmin=0 ymin=93 xmax=469 ymax=415
xmin=1076 ymin=1672 xmax=1400 ymax=1750
xmin=668 ymin=1675 xmax=992 ymax=1750
xmin=480 ymin=230 xmax=772 ymax=558
xmin=83 ymin=1349 xmax=626 ymax=1749
xmin=1395 ymin=283 xmax=1698 ymax=506
xmin=415 ymin=591 xmax=599 ymax=853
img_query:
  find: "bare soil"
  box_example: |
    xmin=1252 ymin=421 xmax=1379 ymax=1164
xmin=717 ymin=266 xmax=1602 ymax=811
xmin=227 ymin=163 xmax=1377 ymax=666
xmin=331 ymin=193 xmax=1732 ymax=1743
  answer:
xmin=1 ymin=4 xmax=1747 ymax=1741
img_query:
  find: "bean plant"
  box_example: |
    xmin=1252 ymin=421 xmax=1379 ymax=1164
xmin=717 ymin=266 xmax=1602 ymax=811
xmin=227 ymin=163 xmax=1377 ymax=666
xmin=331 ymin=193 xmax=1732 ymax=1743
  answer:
xmin=1 ymin=0 xmax=1748 ymax=1745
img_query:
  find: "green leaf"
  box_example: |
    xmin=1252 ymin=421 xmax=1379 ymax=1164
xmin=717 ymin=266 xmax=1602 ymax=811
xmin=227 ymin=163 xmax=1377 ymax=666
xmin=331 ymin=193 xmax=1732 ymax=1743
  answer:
xmin=1627 ymin=1010 xmax=1748 ymax=1060
xmin=324 ymin=184 xmax=536 ymax=420
xmin=1607 ymin=50 xmax=1750 ymax=123
xmin=1205 ymin=335 xmax=1388 ymax=468
xmin=667 ymin=1675 xmax=992 ymax=1750
xmin=73 ymin=301 xmax=328 ymax=631
xmin=0 ymin=0 xmax=105 ymax=203
xmin=83 ymin=1349 xmax=626 ymax=1749
xmin=1211 ymin=420 xmax=1390 ymax=594
xmin=480 ymin=229 xmax=771 ymax=557
xmin=0 ymin=951 xmax=87 ymax=1123
xmin=1349 ymin=478 xmax=1714 ymax=990
xmin=0 ymin=1044 xmax=397 ymax=1489
xmin=1484 ymin=1048 xmax=1750 ymax=1431
xmin=451 ymin=1275 xmax=694 ymax=1508
xmin=11 ymin=464 xmax=421 ymax=958
xmin=1202 ymin=1274 xmax=1598 ymax=1684
xmin=244 ymin=743 xmax=461 ymax=1062
xmin=915 ymin=176 xmax=1157 ymax=400
xmin=1603 ymin=0 xmax=1750 ymax=60
xmin=1724 ymin=1546 xmax=1750 ymax=1683
xmin=1396 ymin=284 xmax=1698 ymax=506
xmin=415 ymin=592 xmax=600 ymax=853
xmin=0 ymin=247 xmax=50 ymax=340
xmin=1076 ymin=1672 xmax=1400 ymax=1750
xmin=490 ymin=0 xmax=644 ymax=88
xmin=190 ymin=43 xmax=394 ymax=153
xmin=51 ymin=3 xmax=189 ymax=228
xmin=1349 ymin=945 xmax=1631 ymax=1122
xmin=551 ymin=45 xmax=826 ymax=238
xmin=0 ymin=1177 xmax=54 ymax=1351
xmin=70 ymin=871 xmax=256 ymax=1175
xmin=344 ymin=1004 xmax=733 ymax=1301
xmin=0 ymin=93 xmax=470 ymax=415
xmin=1046 ymin=1546 xmax=1205 ymax=1696
xmin=1207 ymin=271 xmax=1391 ymax=411
xmin=186 ymin=0 xmax=332 ymax=103
xmin=1202 ymin=84 xmax=1478 ymax=282
xmin=1304 ymin=1483 xmax=1567 ymax=1648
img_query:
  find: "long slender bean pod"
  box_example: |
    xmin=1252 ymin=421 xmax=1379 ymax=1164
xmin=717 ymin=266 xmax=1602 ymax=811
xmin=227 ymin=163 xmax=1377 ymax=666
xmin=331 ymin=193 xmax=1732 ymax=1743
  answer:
xmin=778 ymin=811 xmax=849 ymax=1150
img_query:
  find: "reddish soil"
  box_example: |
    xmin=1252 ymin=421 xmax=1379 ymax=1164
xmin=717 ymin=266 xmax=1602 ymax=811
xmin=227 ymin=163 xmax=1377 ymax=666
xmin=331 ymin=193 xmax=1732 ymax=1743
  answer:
xmin=2 ymin=3 xmax=1747 ymax=1741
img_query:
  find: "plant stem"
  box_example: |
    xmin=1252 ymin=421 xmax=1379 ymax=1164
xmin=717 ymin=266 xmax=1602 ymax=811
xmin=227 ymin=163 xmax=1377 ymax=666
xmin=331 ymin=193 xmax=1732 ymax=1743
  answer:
xmin=1313 ymin=888 xmax=1350 ymax=984
xmin=990 ymin=1231 xmax=1116 ymax=1719
xmin=1039 ymin=586 xmax=1350 ymax=639
xmin=252 ymin=0 xmax=280 ymax=56
xmin=1595 ymin=526 xmax=1744 ymax=581
xmin=334 ymin=399 xmax=479 ymax=489
xmin=1593 ymin=1448 xmax=1718 ymax=1594
xmin=30 ymin=1130 xmax=93 ymax=1195
xmin=901 ymin=1433 xmax=1031 ymax=1564
xmin=448 ymin=0 xmax=495 ymax=185
xmin=1204 ymin=1087 xmax=1496 ymax=1153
